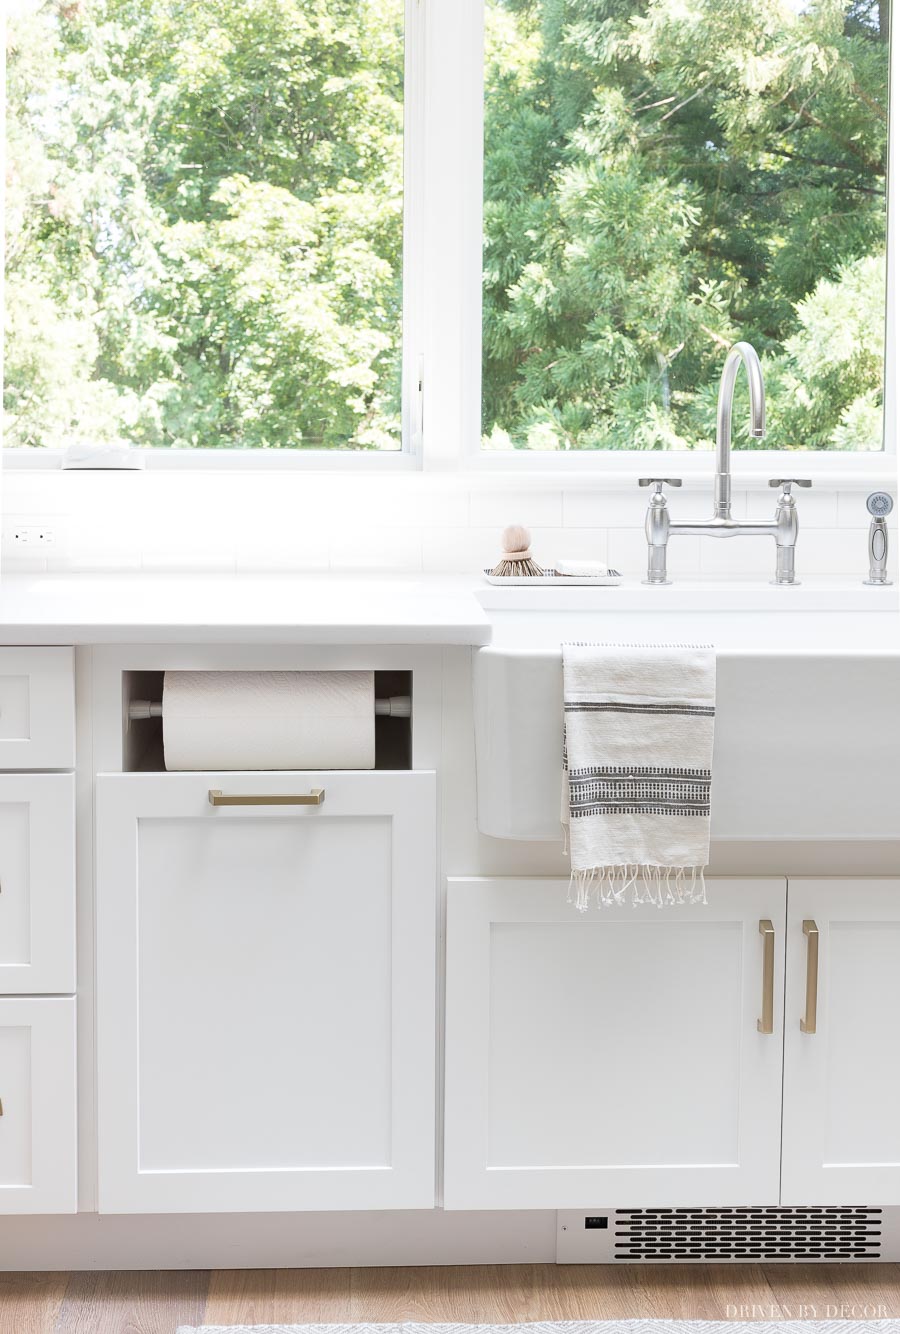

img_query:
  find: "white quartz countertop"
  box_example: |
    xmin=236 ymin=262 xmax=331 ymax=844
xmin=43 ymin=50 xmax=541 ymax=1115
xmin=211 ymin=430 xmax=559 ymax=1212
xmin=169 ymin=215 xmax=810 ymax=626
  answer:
xmin=0 ymin=571 xmax=897 ymax=649
xmin=0 ymin=573 xmax=493 ymax=645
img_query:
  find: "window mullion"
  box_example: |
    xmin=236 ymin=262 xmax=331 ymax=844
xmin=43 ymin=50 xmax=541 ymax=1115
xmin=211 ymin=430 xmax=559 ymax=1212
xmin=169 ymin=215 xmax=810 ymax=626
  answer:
xmin=421 ymin=0 xmax=484 ymax=471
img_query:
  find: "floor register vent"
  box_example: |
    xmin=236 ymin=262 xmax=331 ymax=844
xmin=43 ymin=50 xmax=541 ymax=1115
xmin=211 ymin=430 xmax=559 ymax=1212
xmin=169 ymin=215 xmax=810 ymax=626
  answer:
xmin=557 ymin=1207 xmax=900 ymax=1263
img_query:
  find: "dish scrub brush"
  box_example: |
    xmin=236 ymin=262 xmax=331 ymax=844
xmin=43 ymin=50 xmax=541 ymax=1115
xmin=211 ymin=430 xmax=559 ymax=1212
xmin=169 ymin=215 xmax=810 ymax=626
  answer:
xmin=490 ymin=524 xmax=544 ymax=578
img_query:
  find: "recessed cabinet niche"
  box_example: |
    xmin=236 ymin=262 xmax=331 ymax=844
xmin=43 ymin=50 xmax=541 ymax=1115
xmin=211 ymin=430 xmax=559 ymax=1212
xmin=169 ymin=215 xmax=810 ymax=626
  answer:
xmin=120 ymin=669 xmax=413 ymax=771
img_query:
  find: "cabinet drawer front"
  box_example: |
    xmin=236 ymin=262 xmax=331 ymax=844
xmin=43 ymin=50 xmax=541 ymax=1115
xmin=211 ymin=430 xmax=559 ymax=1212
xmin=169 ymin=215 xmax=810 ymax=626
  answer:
xmin=0 ymin=648 xmax=75 ymax=771
xmin=0 ymin=774 xmax=76 ymax=994
xmin=782 ymin=878 xmax=900 ymax=1205
xmin=0 ymin=998 xmax=77 ymax=1214
xmin=445 ymin=876 xmax=787 ymax=1210
xmin=96 ymin=769 xmax=436 ymax=1213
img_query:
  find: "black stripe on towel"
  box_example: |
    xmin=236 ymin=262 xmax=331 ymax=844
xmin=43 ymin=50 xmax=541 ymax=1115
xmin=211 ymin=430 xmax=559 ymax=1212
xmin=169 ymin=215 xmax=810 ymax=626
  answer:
xmin=569 ymin=769 xmax=711 ymax=819
xmin=571 ymin=804 xmax=710 ymax=817
xmin=568 ymin=764 xmax=711 ymax=780
xmin=565 ymin=702 xmax=715 ymax=717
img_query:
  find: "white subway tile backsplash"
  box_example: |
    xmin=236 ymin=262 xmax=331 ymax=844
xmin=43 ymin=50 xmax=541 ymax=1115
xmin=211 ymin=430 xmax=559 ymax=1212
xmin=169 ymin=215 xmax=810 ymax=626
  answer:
xmin=564 ymin=488 xmax=644 ymax=528
xmin=356 ymin=485 xmax=468 ymax=529
xmin=1 ymin=471 xmax=70 ymax=513
xmin=0 ymin=468 xmax=883 ymax=578
xmin=469 ymin=488 xmax=562 ymax=529
xmin=799 ymin=528 xmax=872 ymax=577
xmin=422 ymin=527 xmax=499 ymax=574
xmin=608 ymin=528 xmax=701 ymax=578
xmin=62 ymin=512 xmax=143 ymax=570
xmin=1 ymin=554 xmax=49 ymax=574
xmin=531 ymin=527 xmax=609 ymax=568
xmin=235 ymin=530 xmax=330 ymax=572
xmin=698 ymin=533 xmax=777 ymax=577
xmin=567 ymin=486 xmax=752 ymax=528
xmin=328 ymin=526 xmax=422 ymax=571
xmin=141 ymin=551 xmax=238 ymax=572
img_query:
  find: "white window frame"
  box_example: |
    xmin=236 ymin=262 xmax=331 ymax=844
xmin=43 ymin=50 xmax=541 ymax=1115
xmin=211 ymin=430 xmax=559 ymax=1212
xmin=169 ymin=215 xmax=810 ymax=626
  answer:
xmin=4 ymin=0 xmax=897 ymax=481
xmin=451 ymin=0 xmax=899 ymax=483
xmin=4 ymin=0 xmax=428 ymax=474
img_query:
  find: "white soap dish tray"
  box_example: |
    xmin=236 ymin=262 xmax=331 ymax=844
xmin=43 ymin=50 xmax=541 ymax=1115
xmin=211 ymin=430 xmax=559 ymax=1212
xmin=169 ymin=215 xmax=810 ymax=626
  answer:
xmin=483 ymin=568 xmax=623 ymax=587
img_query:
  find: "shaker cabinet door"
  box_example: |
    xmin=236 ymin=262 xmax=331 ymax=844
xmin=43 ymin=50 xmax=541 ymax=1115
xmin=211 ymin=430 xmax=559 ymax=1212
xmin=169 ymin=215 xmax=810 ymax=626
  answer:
xmin=0 ymin=997 xmax=77 ymax=1214
xmin=0 ymin=648 xmax=75 ymax=771
xmin=96 ymin=770 xmax=436 ymax=1213
xmin=0 ymin=774 xmax=75 ymax=994
xmin=444 ymin=877 xmax=787 ymax=1209
xmin=782 ymin=878 xmax=900 ymax=1204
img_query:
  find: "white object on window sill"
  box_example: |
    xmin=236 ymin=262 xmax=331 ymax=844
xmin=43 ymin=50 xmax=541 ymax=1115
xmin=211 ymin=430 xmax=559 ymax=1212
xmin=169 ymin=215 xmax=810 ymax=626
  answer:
xmin=61 ymin=442 xmax=145 ymax=470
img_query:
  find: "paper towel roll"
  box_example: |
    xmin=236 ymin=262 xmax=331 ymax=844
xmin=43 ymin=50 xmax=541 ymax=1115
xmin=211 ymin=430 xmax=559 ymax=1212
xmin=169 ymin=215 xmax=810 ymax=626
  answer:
xmin=162 ymin=671 xmax=375 ymax=771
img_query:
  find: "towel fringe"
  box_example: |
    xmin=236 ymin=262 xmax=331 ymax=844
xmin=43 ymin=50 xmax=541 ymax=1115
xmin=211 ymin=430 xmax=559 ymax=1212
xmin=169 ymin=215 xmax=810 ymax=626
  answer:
xmin=568 ymin=864 xmax=709 ymax=910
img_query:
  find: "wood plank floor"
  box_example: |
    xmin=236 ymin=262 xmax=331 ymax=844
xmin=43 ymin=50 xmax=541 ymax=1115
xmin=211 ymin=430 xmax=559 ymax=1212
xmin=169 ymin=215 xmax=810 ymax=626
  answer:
xmin=1 ymin=1264 xmax=898 ymax=1334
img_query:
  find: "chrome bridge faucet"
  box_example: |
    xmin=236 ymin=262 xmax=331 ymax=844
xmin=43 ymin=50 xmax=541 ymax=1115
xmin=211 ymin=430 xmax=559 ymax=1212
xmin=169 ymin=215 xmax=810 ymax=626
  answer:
xmin=641 ymin=341 xmax=810 ymax=586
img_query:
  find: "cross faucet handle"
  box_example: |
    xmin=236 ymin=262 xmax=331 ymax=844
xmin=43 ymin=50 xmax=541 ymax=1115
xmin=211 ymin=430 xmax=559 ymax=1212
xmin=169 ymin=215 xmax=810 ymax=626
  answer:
xmin=639 ymin=477 xmax=682 ymax=490
xmin=769 ymin=478 xmax=812 ymax=493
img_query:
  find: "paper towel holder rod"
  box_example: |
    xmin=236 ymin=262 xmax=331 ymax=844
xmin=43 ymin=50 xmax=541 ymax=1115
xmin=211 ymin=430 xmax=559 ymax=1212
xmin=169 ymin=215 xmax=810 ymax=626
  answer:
xmin=208 ymin=788 xmax=325 ymax=807
xmin=128 ymin=696 xmax=411 ymax=721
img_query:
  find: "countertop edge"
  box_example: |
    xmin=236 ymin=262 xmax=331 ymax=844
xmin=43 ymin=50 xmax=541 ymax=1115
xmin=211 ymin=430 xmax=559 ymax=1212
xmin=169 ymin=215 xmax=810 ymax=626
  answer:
xmin=0 ymin=624 xmax=492 ymax=647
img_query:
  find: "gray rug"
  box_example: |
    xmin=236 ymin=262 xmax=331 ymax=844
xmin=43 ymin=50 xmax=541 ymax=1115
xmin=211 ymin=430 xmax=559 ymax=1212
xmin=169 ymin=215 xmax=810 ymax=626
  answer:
xmin=176 ymin=1321 xmax=900 ymax=1334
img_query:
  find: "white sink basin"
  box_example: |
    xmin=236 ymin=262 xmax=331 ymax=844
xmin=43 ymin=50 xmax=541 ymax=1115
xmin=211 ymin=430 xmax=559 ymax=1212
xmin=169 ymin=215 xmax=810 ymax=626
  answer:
xmin=473 ymin=580 xmax=900 ymax=841
xmin=477 ymin=578 xmax=899 ymax=652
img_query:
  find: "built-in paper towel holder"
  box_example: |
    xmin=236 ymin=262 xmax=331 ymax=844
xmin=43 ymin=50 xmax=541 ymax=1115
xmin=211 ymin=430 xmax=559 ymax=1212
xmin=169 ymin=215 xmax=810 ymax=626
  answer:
xmin=128 ymin=696 xmax=411 ymax=720
xmin=121 ymin=669 xmax=415 ymax=773
xmin=208 ymin=788 xmax=325 ymax=807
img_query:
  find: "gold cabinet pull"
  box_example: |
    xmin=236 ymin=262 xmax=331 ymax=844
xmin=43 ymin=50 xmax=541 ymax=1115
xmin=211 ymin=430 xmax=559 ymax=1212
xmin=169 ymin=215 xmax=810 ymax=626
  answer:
xmin=208 ymin=789 xmax=325 ymax=807
xmin=757 ymin=919 xmax=775 ymax=1034
xmin=800 ymin=919 xmax=819 ymax=1034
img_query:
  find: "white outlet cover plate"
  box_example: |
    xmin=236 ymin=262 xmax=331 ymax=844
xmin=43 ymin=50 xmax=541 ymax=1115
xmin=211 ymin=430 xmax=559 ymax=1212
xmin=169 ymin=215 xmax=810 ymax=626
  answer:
xmin=2 ymin=514 xmax=69 ymax=561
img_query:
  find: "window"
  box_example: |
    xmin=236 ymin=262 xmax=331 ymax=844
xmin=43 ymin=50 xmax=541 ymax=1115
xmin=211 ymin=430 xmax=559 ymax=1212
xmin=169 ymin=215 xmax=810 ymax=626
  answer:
xmin=5 ymin=0 xmax=407 ymax=451
xmin=4 ymin=0 xmax=894 ymax=465
xmin=481 ymin=0 xmax=891 ymax=454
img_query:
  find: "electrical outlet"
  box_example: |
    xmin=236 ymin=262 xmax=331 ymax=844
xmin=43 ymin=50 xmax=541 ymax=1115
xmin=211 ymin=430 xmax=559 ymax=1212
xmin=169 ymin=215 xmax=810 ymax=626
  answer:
xmin=2 ymin=514 xmax=69 ymax=563
xmin=10 ymin=525 xmax=56 ymax=547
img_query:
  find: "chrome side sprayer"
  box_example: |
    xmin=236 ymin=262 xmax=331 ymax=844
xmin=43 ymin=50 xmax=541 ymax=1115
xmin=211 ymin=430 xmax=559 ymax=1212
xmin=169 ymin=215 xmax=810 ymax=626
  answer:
xmin=864 ymin=492 xmax=893 ymax=585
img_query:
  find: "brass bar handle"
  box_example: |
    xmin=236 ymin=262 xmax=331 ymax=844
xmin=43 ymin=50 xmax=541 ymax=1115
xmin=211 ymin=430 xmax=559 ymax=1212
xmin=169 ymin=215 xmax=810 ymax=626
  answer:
xmin=757 ymin=919 xmax=775 ymax=1034
xmin=208 ymin=789 xmax=325 ymax=807
xmin=800 ymin=919 xmax=819 ymax=1034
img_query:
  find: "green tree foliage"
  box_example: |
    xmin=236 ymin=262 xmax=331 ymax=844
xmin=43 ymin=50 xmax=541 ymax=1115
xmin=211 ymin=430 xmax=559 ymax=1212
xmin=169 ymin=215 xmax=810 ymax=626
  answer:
xmin=5 ymin=0 xmax=404 ymax=448
xmin=5 ymin=0 xmax=888 ymax=451
xmin=483 ymin=0 xmax=889 ymax=450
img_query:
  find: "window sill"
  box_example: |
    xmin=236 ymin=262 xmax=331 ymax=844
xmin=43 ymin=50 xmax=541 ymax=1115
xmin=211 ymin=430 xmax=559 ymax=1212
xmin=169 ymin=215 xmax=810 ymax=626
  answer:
xmin=2 ymin=448 xmax=418 ymax=473
xmin=3 ymin=445 xmax=894 ymax=493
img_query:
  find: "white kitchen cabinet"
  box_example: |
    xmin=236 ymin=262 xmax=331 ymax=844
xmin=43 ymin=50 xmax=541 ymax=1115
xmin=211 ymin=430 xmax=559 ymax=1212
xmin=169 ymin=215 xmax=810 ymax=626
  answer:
xmin=0 ymin=774 xmax=76 ymax=994
xmin=96 ymin=769 xmax=436 ymax=1213
xmin=782 ymin=878 xmax=900 ymax=1205
xmin=444 ymin=876 xmax=786 ymax=1209
xmin=0 ymin=997 xmax=77 ymax=1214
xmin=0 ymin=648 xmax=75 ymax=771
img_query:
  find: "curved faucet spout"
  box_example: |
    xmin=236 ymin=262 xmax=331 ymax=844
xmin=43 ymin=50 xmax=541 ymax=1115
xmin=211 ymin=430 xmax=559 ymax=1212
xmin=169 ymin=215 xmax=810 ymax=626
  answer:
xmin=715 ymin=340 xmax=765 ymax=518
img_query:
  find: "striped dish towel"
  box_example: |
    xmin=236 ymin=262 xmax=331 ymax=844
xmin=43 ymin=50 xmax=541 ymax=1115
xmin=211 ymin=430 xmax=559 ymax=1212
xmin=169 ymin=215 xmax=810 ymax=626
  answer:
xmin=562 ymin=642 xmax=716 ymax=909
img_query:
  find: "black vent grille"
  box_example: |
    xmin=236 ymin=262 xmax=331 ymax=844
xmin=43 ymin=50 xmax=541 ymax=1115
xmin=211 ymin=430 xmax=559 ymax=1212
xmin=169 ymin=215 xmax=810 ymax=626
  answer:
xmin=614 ymin=1207 xmax=883 ymax=1261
